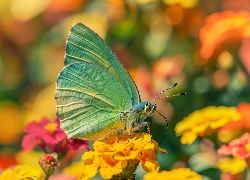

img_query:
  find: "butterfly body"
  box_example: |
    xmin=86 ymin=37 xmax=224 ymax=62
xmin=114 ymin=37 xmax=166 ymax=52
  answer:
xmin=120 ymin=102 xmax=156 ymax=133
xmin=55 ymin=23 xmax=156 ymax=140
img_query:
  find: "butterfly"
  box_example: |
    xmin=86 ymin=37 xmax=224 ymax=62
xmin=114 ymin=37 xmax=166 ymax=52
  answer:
xmin=55 ymin=23 xmax=185 ymax=140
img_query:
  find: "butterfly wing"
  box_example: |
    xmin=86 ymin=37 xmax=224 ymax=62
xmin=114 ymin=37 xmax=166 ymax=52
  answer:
xmin=55 ymin=62 xmax=132 ymax=140
xmin=64 ymin=23 xmax=140 ymax=106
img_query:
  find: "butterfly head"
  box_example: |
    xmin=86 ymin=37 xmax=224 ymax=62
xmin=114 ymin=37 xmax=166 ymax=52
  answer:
xmin=144 ymin=102 xmax=156 ymax=116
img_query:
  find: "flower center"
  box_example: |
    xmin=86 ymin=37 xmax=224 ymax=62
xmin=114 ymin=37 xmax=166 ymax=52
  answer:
xmin=245 ymin=139 xmax=250 ymax=152
xmin=44 ymin=122 xmax=57 ymax=134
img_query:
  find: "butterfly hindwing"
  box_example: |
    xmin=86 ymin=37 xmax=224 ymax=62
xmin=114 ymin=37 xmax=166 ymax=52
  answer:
xmin=55 ymin=62 xmax=132 ymax=140
xmin=64 ymin=23 xmax=140 ymax=106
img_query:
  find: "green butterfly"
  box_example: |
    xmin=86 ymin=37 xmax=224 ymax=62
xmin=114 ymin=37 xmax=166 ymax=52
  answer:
xmin=55 ymin=23 xmax=180 ymax=140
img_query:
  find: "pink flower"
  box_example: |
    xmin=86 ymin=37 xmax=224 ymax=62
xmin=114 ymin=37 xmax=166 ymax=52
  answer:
xmin=21 ymin=117 xmax=89 ymax=157
xmin=68 ymin=139 xmax=89 ymax=151
xmin=22 ymin=117 xmax=66 ymax=153
xmin=218 ymin=132 xmax=250 ymax=160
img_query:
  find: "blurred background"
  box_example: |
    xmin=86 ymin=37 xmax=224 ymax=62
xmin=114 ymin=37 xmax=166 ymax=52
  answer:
xmin=0 ymin=0 xmax=250 ymax=179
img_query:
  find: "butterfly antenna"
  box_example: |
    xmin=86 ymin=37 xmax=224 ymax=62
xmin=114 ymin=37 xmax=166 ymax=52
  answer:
xmin=150 ymin=92 xmax=186 ymax=103
xmin=157 ymin=110 xmax=168 ymax=144
xmin=149 ymin=83 xmax=177 ymax=103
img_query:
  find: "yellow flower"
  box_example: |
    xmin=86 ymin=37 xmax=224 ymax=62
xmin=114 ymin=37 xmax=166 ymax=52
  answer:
xmin=0 ymin=164 xmax=43 ymax=180
xmin=175 ymin=106 xmax=242 ymax=144
xmin=218 ymin=157 xmax=247 ymax=175
xmin=143 ymin=168 xmax=202 ymax=180
xmin=63 ymin=161 xmax=85 ymax=180
xmin=79 ymin=133 xmax=167 ymax=180
xmin=163 ymin=0 xmax=198 ymax=8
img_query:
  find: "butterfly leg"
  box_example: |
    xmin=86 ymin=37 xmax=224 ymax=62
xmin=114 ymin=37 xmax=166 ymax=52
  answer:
xmin=105 ymin=127 xmax=121 ymax=144
xmin=144 ymin=122 xmax=151 ymax=134
xmin=127 ymin=121 xmax=136 ymax=144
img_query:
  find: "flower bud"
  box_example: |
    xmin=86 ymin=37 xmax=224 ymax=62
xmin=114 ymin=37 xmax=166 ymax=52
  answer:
xmin=39 ymin=153 xmax=59 ymax=175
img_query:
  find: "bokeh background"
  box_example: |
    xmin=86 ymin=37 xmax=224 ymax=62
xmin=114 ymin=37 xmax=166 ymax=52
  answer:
xmin=0 ymin=0 xmax=250 ymax=179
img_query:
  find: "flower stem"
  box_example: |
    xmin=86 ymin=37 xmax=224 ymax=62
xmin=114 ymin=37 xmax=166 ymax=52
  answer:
xmin=44 ymin=174 xmax=50 ymax=180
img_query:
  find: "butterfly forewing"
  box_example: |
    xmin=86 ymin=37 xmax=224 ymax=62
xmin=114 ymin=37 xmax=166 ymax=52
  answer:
xmin=64 ymin=23 xmax=140 ymax=106
xmin=55 ymin=62 xmax=132 ymax=140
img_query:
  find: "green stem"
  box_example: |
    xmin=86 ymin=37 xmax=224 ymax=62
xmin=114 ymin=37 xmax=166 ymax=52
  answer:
xmin=44 ymin=173 xmax=52 ymax=180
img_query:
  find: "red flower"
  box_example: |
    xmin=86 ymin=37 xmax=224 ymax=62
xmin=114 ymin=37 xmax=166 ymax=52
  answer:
xmin=21 ymin=117 xmax=89 ymax=157
xmin=218 ymin=132 xmax=250 ymax=160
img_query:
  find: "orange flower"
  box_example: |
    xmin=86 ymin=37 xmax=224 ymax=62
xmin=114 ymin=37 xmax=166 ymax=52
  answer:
xmin=200 ymin=10 xmax=250 ymax=59
xmin=47 ymin=0 xmax=84 ymax=13
xmin=220 ymin=102 xmax=250 ymax=131
xmin=79 ymin=133 xmax=167 ymax=180
xmin=218 ymin=102 xmax=250 ymax=143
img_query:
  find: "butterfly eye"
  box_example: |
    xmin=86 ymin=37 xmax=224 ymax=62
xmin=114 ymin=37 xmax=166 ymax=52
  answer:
xmin=153 ymin=105 xmax=156 ymax=111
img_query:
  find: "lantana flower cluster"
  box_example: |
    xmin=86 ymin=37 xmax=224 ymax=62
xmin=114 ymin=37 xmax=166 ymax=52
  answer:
xmin=79 ymin=133 xmax=168 ymax=180
xmin=218 ymin=132 xmax=250 ymax=160
xmin=175 ymin=106 xmax=242 ymax=145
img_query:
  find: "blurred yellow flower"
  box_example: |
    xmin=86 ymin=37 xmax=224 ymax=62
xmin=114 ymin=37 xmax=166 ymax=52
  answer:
xmin=163 ymin=0 xmax=198 ymax=8
xmin=0 ymin=101 xmax=24 ymax=145
xmin=79 ymin=133 xmax=167 ymax=180
xmin=10 ymin=0 xmax=50 ymax=22
xmin=16 ymin=150 xmax=45 ymax=169
xmin=175 ymin=106 xmax=242 ymax=144
xmin=143 ymin=168 xmax=202 ymax=180
xmin=63 ymin=161 xmax=85 ymax=179
xmin=218 ymin=157 xmax=247 ymax=175
xmin=24 ymin=84 xmax=56 ymax=124
xmin=0 ymin=164 xmax=43 ymax=180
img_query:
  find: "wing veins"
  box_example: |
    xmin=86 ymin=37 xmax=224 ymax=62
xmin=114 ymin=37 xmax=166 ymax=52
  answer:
xmin=59 ymin=74 xmax=97 ymax=92
xmin=61 ymin=109 xmax=101 ymax=123
xmin=67 ymin=112 xmax=119 ymax=133
xmin=67 ymin=41 xmax=110 ymax=67
xmin=70 ymin=31 xmax=104 ymax=53
xmin=65 ymin=53 xmax=91 ymax=63
xmin=57 ymin=87 xmax=115 ymax=107
xmin=57 ymin=101 xmax=84 ymax=107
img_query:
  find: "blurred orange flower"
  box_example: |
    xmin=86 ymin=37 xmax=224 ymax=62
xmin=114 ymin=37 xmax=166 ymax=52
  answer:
xmin=47 ymin=0 xmax=85 ymax=13
xmin=220 ymin=102 xmax=250 ymax=131
xmin=0 ymin=154 xmax=17 ymax=169
xmin=200 ymin=10 xmax=250 ymax=59
xmin=152 ymin=55 xmax=185 ymax=80
xmin=218 ymin=102 xmax=250 ymax=143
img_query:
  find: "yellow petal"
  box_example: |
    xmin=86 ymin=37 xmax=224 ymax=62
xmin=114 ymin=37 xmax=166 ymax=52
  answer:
xmin=82 ymin=151 xmax=95 ymax=161
xmin=141 ymin=161 xmax=160 ymax=172
xmin=79 ymin=164 xmax=98 ymax=180
xmin=218 ymin=157 xmax=247 ymax=175
xmin=180 ymin=131 xmax=197 ymax=145
xmin=157 ymin=147 xmax=168 ymax=154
